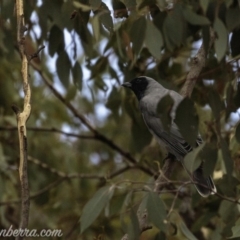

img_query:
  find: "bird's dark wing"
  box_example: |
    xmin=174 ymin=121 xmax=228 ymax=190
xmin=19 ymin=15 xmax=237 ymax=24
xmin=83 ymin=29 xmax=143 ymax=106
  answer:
xmin=142 ymin=111 xmax=202 ymax=159
xmin=139 ymin=94 xmax=203 ymax=159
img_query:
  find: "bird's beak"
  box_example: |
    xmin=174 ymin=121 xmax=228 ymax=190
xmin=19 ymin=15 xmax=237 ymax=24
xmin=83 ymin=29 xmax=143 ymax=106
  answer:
xmin=121 ymin=82 xmax=132 ymax=88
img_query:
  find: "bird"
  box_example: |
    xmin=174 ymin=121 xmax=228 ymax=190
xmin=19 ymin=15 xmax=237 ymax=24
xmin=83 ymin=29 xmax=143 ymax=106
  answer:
xmin=122 ymin=76 xmax=216 ymax=197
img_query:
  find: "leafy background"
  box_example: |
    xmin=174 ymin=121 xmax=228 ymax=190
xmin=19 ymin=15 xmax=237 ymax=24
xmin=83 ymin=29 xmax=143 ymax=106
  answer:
xmin=0 ymin=0 xmax=240 ymax=239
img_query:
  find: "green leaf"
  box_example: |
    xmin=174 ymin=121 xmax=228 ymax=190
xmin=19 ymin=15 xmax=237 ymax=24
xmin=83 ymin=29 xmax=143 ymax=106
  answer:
xmin=175 ymin=98 xmax=199 ymax=146
xmin=146 ymin=191 xmax=166 ymax=232
xmin=92 ymin=15 xmax=100 ymax=41
xmin=214 ymin=18 xmax=228 ymax=62
xmin=73 ymin=1 xmax=91 ymax=11
xmin=130 ymin=17 xmax=146 ymax=55
xmin=235 ymin=122 xmax=240 ymax=143
xmin=145 ymin=20 xmax=163 ymax=59
xmin=220 ymin=138 xmax=233 ymax=175
xmin=109 ymin=66 xmax=120 ymax=84
xmin=183 ymin=8 xmax=210 ymax=25
xmin=127 ymin=209 xmax=140 ymax=240
xmin=169 ymin=211 xmax=198 ymax=240
xmin=48 ymin=25 xmax=64 ymax=57
xmin=226 ymin=8 xmax=240 ymax=31
xmin=72 ymin=61 xmax=83 ymax=91
xmin=97 ymin=2 xmax=113 ymax=33
xmin=131 ymin=117 xmax=152 ymax=152
xmin=180 ymin=221 xmax=198 ymax=240
xmin=163 ymin=5 xmax=184 ymax=50
xmin=192 ymin=211 xmax=216 ymax=232
xmin=106 ymin=86 xmax=121 ymax=117
xmin=80 ymin=185 xmax=115 ymax=233
xmin=156 ymin=94 xmax=174 ymax=132
xmin=89 ymin=0 xmax=101 ymax=10
xmin=218 ymin=175 xmax=239 ymax=197
xmin=90 ymin=57 xmax=108 ymax=79
xmin=124 ymin=0 xmax=136 ymax=8
xmin=229 ymin=217 xmax=240 ymax=238
xmin=184 ymin=143 xmax=205 ymax=173
xmin=219 ymin=200 xmax=236 ymax=222
xmin=208 ymin=90 xmax=223 ymax=119
xmin=156 ymin=0 xmax=167 ymax=11
xmin=56 ymin=51 xmax=71 ymax=89
xmin=65 ymin=85 xmax=77 ymax=101
xmin=200 ymin=144 xmax=218 ymax=177
xmin=199 ymin=0 xmax=209 ymax=13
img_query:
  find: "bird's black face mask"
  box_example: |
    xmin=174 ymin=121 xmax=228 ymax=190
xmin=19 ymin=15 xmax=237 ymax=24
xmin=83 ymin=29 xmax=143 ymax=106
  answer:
xmin=122 ymin=77 xmax=148 ymax=101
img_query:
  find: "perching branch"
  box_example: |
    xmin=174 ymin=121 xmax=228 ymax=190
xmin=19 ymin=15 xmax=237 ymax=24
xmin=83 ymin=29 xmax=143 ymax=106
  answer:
xmin=180 ymin=27 xmax=215 ymax=97
xmin=15 ymin=0 xmax=31 ymax=237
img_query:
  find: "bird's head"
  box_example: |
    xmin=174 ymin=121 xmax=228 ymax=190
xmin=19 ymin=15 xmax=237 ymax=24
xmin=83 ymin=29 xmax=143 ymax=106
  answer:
xmin=122 ymin=76 xmax=160 ymax=100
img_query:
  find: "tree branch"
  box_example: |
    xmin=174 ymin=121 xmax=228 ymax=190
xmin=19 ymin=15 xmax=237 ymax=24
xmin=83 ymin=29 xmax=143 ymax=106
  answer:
xmin=29 ymin=61 xmax=154 ymax=176
xmin=180 ymin=27 xmax=215 ymax=97
xmin=15 ymin=0 xmax=30 ymax=237
xmin=0 ymin=126 xmax=97 ymax=140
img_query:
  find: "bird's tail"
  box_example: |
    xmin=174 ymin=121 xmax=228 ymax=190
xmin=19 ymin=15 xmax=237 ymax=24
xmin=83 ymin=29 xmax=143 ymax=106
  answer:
xmin=192 ymin=165 xmax=216 ymax=197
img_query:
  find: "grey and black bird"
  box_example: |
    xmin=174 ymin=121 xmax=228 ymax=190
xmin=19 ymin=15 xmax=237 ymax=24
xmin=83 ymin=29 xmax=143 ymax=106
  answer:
xmin=122 ymin=76 xmax=216 ymax=197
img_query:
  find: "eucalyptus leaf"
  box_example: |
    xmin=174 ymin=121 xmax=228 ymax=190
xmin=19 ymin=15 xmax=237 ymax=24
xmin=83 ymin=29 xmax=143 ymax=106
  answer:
xmin=48 ymin=25 xmax=64 ymax=57
xmin=127 ymin=209 xmax=140 ymax=240
xmin=175 ymin=98 xmax=199 ymax=146
xmin=184 ymin=143 xmax=205 ymax=173
xmin=97 ymin=2 xmax=113 ymax=34
xmin=180 ymin=221 xmax=198 ymax=240
xmin=200 ymin=144 xmax=218 ymax=177
xmin=214 ymin=18 xmax=228 ymax=62
xmin=146 ymin=191 xmax=166 ymax=232
xmin=56 ymin=51 xmax=71 ymax=89
xmin=145 ymin=20 xmax=163 ymax=59
xmin=226 ymin=8 xmax=240 ymax=31
xmin=106 ymin=87 xmax=121 ymax=117
xmin=183 ymin=8 xmax=210 ymax=25
xmin=89 ymin=0 xmax=101 ymax=10
xmin=72 ymin=61 xmax=83 ymax=91
xmin=80 ymin=185 xmax=115 ymax=233
xmin=163 ymin=5 xmax=184 ymax=50
xmin=229 ymin=217 xmax=240 ymax=238
xmin=199 ymin=0 xmax=209 ymax=13
xmin=130 ymin=17 xmax=146 ymax=55
xmin=208 ymin=90 xmax=223 ymax=119
xmin=73 ymin=1 xmax=91 ymax=11
xmin=220 ymin=138 xmax=233 ymax=176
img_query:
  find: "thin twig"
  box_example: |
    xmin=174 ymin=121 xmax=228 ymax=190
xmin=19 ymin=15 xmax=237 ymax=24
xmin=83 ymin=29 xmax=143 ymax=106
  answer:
xmin=28 ymin=45 xmax=45 ymax=61
xmin=0 ymin=126 xmax=97 ymax=140
xmin=29 ymin=61 xmax=154 ymax=176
